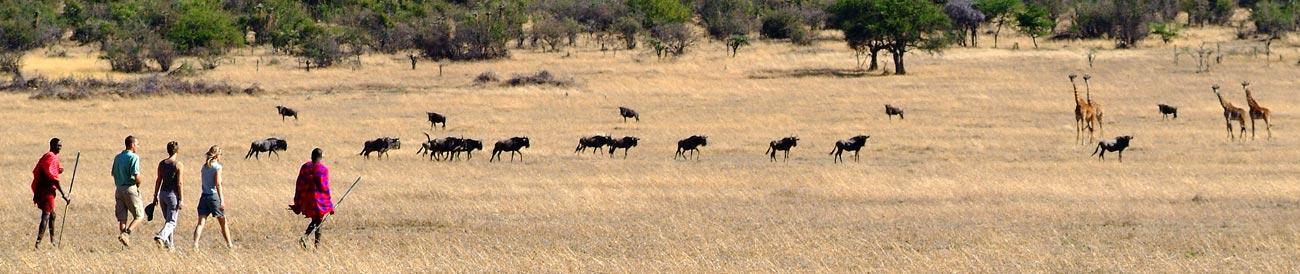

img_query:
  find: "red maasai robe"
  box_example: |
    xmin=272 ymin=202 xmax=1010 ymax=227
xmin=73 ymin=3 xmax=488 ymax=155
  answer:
xmin=292 ymin=161 xmax=333 ymax=218
xmin=31 ymin=152 xmax=62 ymax=212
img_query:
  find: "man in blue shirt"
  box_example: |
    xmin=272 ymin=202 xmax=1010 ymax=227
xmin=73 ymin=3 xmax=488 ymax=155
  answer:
xmin=112 ymin=136 xmax=144 ymax=247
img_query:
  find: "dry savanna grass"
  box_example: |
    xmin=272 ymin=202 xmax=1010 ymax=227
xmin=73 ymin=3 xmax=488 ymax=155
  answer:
xmin=2 ymin=28 xmax=1300 ymax=272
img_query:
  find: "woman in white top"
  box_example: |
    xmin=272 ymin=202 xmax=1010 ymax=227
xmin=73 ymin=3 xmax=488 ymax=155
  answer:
xmin=193 ymin=146 xmax=232 ymax=248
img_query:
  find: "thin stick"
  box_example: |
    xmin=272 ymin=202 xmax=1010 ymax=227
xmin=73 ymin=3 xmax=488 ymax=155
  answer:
xmin=306 ymin=176 xmax=362 ymax=236
xmin=58 ymin=152 xmax=80 ymax=247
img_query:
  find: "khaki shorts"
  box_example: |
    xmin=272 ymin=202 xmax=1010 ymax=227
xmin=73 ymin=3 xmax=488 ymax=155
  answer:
xmin=115 ymin=185 xmax=144 ymax=223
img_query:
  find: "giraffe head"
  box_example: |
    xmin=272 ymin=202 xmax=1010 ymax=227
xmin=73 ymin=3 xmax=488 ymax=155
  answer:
xmin=1083 ymin=74 xmax=1092 ymax=81
xmin=1212 ymin=84 xmax=1221 ymax=93
xmin=1241 ymin=81 xmax=1251 ymax=88
xmin=1069 ymin=74 xmax=1077 ymax=81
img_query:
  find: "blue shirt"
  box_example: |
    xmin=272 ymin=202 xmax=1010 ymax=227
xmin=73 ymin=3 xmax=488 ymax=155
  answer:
xmin=111 ymin=150 xmax=140 ymax=187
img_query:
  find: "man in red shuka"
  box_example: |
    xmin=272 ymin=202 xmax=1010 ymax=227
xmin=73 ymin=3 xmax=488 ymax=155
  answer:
xmin=291 ymin=148 xmax=333 ymax=249
xmin=32 ymin=138 xmax=71 ymax=249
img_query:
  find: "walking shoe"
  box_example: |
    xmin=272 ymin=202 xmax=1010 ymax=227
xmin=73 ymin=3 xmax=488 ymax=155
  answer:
xmin=118 ymin=233 xmax=130 ymax=247
xmin=298 ymin=235 xmax=308 ymax=249
xmin=154 ymin=237 xmax=165 ymax=249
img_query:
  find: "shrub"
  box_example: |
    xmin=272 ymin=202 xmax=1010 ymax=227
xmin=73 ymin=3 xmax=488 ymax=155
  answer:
xmin=19 ymin=75 xmax=259 ymax=100
xmin=627 ymin=0 xmax=692 ymax=27
xmin=102 ymin=38 xmax=147 ymax=73
xmin=475 ymin=71 xmax=500 ymax=84
xmin=506 ymin=70 xmax=571 ymax=86
xmin=698 ymin=0 xmax=756 ymax=39
xmin=650 ymin=23 xmax=696 ymax=56
xmin=145 ymin=37 xmax=178 ymax=72
xmin=761 ymin=9 xmax=807 ymax=40
xmin=613 ymin=16 xmax=642 ymax=49
xmin=166 ymin=0 xmax=243 ymax=53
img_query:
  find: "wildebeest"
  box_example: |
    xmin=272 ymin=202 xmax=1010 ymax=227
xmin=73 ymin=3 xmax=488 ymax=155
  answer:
xmin=276 ymin=106 xmax=298 ymax=121
xmin=245 ymin=137 xmax=288 ymax=159
xmin=766 ymin=136 xmax=799 ymax=162
xmin=417 ymin=133 xmax=462 ymax=161
xmin=490 ymin=137 xmax=531 ymax=162
xmin=360 ymin=137 xmax=401 ymax=159
xmin=618 ymin=107 xmax=639 ymax=122
xmin=607 ymin=136 xmax=640 ymax=158
xmin=449 ymin=139 xmax=484 ymax=161
xmin=427 ymin=112 xmax=446 ymax=129
xmin=675 ymin=135 xmax=708 ymax=160
xmin=575 ymin=135 xmax=613 ymax=154
xmin=885 ymin=104 xmax=905 ymax=120
xmin=1091 ymin=135 xmax=1133 ymax=162
xmin=830 ymin=135 xmax=870 ymax=163
xmin=1157 ymin=104 xmax=1178 ymax=120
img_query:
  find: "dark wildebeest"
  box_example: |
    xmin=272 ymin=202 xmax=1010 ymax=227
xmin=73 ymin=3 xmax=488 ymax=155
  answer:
xmin=1157 ymin=104 xmax=1178 ymax=120
xmin=618 ymin=107 xmax=639 ymax=122
xmin=276 ymin=106 xmax=299 ymax=121
xmin=427 ymin=112 xmax=447 ymax=130
xmin=449 ymin=139 xmax=484 ymax=161
xmin=675 ymin=135 xmax=708 ymax=160
xmin=417 ymin=133 xmax=462 ymax=161
xmin=1091 ymin=135 xmax=1134 ymax=162
xmin=245 ymin=138 xmax=288 ymax=159
xmin=885 ymin=104 xmax=905 ymax=120
xmin=575 ymin=135 xmax=613 ymax=154
xmin=360 ymin=137 xmax=402 ymax=159
xmin=607 ymin=136 xmax=640 ymax=158
xmin=830 ymin=135 xmax=871 ymax=163
xmin=766 ymin=136 xmax=799 ymax=162
xmin=490 ymin=137 xmax=530 ymax=162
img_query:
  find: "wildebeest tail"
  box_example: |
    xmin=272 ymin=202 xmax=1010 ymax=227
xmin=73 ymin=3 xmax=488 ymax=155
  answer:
xmin=1091 ymin=143 xmax=1102 ymax=156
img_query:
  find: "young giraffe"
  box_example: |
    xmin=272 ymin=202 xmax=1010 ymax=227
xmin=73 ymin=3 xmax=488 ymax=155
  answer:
xmin=1082 ymin=74 xmax=1104 ymax=141
xmin=1069 ymin=74 xmax=1094 ymax=143
xmin=1212 ymin=85 xmax=1248 ymax=141
xmin=1241 ymin=81 xmax=1272 ymax=139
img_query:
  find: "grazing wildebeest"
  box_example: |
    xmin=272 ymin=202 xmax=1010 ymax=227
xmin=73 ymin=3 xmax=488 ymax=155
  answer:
xmin=1157 ymin=104 xmax=1178 ymax=120
xmin=618 ymin=107 xmax=639 ymax=122
xmin=449 ymin=139 xmax=484 ymax=161
xmin=360 ymin=137 xmax=401 ymax=159
xmin=766 ymin=136 xmax=799 ymax=162
xmin=276 ymin=106 xmax=299 ymax=121
xmin=607 ymin=136 xmax=640 ymax=158
xmin=575 ymin=135 xmax=613 ymax=154
xmin=1091 ymin=135 xmax=1134 ymax=162
xmin=830 ymin=135 xmax=871 ymax=163
xmin=427 ymin=112 xmax=447 ymax=130
xmin=490 ymin=137 xmax=530 ymax=162
xmin=675 ymin=135 xmax=708 ymax=160
xmin=245 ymin=137 xmax=288 ymax=159
xmin=885 ymin=104 xmax=905 ymax=120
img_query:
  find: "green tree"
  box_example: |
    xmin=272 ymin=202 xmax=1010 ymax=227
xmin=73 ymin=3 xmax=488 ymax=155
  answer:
xmin=1015 ymin=3 xmax=1054 ymax=48
xmin=167 ymin=0 xmax=243 ymax=53
xmin=1252 ymin=0 xmax=1297 ymax=54
xmin=698 ymin=0 xmax=756 ymax=39
xmin=829 ymin=0 xmax=889 ymax=70
xmin=1149 ymin=22 xmax=1180 ymax=44
xmin=879 ymin=0 xmax=952 ymax=75
xmin=974 ymin=0 xmax=1021 ymax=48
xmin=0 ymin=0 xmax=62 ymax=81
xmin=727 ymin=34 xmax=750 ymax=57
xmin=627 ymin=0 xmax=691 ymax=27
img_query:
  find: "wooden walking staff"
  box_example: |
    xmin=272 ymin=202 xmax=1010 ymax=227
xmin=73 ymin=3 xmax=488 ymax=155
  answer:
xmin=306 ymin=176 xmax=362 ymax=236
xmin=58 ymin=152 xmax=80 ymax=247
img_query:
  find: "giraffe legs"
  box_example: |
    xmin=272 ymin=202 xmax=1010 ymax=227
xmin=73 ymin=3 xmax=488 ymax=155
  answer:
xmin=1264 ymin=117 xmax=1272 ymax=139
xmin=1224 ymin=119 xmax=1235 ymax=141
xmin=1250 ymin=117 xmax=1257 ymax=139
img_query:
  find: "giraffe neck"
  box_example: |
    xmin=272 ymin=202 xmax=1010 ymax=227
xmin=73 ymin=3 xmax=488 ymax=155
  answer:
xmin=1215 ymin=92 xmax=1232 ymax=110
xmin=1245 ymin=88 xmax=1261 ymax=108
xmin=1073 ymin=82 xmax=1084 ymax=106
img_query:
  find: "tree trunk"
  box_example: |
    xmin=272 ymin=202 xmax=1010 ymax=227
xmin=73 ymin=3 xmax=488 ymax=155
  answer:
xmin=892 ymin=48 xmax=906 ymax=75
xmin=867 ymin=47 xmax=881 ymax=71
xmin=993 ymin=21 xmax=1002 ymax=48
xmin=1032 ymin=36 xmax=1039 ymax=49
xmin=970 ymin=26 xmax=978 ymax=47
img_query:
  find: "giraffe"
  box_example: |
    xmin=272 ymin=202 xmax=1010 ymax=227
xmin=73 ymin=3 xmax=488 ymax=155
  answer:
xmin=1241 ymin=81 xmax=1272 ymax=139
xmin=1082 ymin=74 xmax=1104 ymax=141
xmin=1212 ymin=85 xmax=1248 ymax=141
xmin=1069 ymin=74 xmax=1094 ymax=143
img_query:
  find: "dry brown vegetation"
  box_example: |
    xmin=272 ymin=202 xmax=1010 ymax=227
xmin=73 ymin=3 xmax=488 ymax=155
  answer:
xmin=2 ymin=28 xmax=1300 ymax=272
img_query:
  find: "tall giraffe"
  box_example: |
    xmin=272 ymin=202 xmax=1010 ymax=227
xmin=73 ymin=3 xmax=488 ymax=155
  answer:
xmin=1212 ymin=85 xmax=1247 ymax=141
xmin=1082 ymin=74 xmax=1103 ymax=141
xmin=1070 ymin=74 xmax=1094 ymax=143
xmin=1241 ymin=81 xmax=1272 ymax=139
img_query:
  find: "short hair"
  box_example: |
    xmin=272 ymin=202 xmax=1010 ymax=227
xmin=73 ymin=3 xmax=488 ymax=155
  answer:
xmin=311 ymin=148 xmax=323 ymax=162
xmin=166 ymin=141 xmax=179 ymax=156
xmin=124 ymin=135 xmax=137 ymax=148
xmin=49 ymin=138 xmax=60 ymax=147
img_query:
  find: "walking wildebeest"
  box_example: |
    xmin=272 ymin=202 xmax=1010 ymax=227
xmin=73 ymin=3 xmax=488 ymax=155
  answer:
xmin=1157 ymin=104 xmax=1178 ymax=120
xmin=360 ymin=137 xmax=401 ymax=159
xmin=276 ymin=106 xmax=299 ymax=121
xmin=607 ymin=136 xmax=640 ymax=158
xmin=427 ymin=112 xmax=446 ymax=129
xmin=675 ymin=135 xmax=708 ymax=160
xmin=490 ymin=137 xmax=530 ymax=162
xmin=1091 ymin=135 xmax=1134 ymax=162
xmin=417 ymin=133 xmax=462 ymax=161
xmin=449 ymin=139 xmax=484 ymax=161
xmin=830 ymin=135 xmax=871 ymax=163
xmin=767 ymin=136 xmax=799 ymax=162
xmin=618 ymin=107 xmax=639 ymax=122
xmin=575 ymin=135 xmax=613 ymax=154
xmin=245 ymin=137 xmax=288 ymax=159
xmin=885 ymin=104 xmax=905 ymax=120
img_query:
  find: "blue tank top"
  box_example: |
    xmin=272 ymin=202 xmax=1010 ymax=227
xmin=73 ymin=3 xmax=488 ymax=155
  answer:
xmin=201 ymin=162 xmax=222 ymax=196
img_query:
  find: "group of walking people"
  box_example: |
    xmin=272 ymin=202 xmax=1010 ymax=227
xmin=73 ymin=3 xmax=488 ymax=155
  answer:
xmin=30 ymin=136 xmax=339 ymax=250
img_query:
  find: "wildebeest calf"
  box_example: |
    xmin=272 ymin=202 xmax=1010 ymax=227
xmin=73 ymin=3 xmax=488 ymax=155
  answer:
xmin=618 ymin=107 xmax=639 ymax=122
xmin=675 ymin=135 xmax=708 ymax=160
xmin=575 ymin=135 xmax=613 ymax=154
xmin=360 ymin=137 xmax=401 ymax=159
xmin=885 ymin=104 xmax=905 ymax=120
xmin=766 ymin=136 xmax=799 ymax=162
xmin=1091 ymin=135 xmax=1134 ymax=162
xmin=276 ymin=106 xmax=298 ymax=121
xmin=427 ymin=112 xmax=447 ymax=129
xmin=1157 ymin=104 xmax=1178 ymax=120
xmin=245 ymin=137 xmax=288 ymax=159
xmin=830 ymin=135 xmax=870 ymax=163
xmin=490 ymin=137 xmax=531 ymax=162
xmin=607 ymin=136 xmax=640 ymax=158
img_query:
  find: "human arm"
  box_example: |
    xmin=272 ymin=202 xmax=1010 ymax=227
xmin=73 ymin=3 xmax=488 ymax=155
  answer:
xmin=175 ymin=162 xmax=183 ymax=209
xmin=216 ymin=167 xmax=225 ymax=211
xmin=152 ymin=162 xmax=163 ymax=204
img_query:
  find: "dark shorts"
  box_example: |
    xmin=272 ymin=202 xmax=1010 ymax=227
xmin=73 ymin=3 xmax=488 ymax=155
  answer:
xmin=197 ymin=194 xmax=224 ymax=218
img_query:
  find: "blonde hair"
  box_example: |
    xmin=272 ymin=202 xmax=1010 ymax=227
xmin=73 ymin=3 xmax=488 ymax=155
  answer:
xmin=205 ymin=145 xmax=221 ymax=166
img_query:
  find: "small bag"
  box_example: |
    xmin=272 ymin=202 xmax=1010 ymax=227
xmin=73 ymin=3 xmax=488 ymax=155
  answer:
xmin=144 ymin=202 xmax=157 ymax=221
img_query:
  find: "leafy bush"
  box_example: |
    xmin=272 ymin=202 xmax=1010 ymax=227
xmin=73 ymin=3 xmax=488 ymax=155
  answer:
xmin=698 ymin=0 xmax=756 ymax=39
xmin=761 ymin=9 xmax=805 ymax=40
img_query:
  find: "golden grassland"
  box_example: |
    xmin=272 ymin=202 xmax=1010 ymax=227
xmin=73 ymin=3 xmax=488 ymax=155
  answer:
xmin=2 ymin=28 xmax=1300 ymax=272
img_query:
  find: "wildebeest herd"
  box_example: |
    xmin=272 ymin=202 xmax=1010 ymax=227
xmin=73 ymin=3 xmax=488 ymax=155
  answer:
xmin=251 ymin=80 xmax=1275 ymax=164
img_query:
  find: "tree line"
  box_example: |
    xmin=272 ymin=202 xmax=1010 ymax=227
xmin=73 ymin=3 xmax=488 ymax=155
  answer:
xmin=0 ymin=0 xmax=1296 ymax=79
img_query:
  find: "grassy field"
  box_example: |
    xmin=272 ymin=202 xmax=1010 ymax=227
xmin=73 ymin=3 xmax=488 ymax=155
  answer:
xmin=3 ymin=28 xmax=1300 ymax=272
